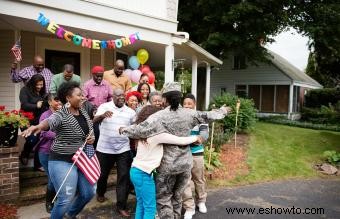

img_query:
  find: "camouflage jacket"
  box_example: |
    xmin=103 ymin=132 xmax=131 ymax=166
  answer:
xmin=122 ymin=106 xmax=226 ymax=174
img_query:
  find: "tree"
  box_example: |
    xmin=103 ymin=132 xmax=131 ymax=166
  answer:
xmin=289 ymin=1 xmax=340 ymax=87
xmin=178 ymin=0 xmax=340 ymax=87
xmin=178 ymin=0 xmax=292 ymax=63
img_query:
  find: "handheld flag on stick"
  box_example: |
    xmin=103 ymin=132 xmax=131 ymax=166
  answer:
xmin=11 ymin=37 xmax=22 ymax=62
xmin=234 ymin=99 xmax=241 ymax=148
xmin=52 ymin=130 xmax=100 ymax=203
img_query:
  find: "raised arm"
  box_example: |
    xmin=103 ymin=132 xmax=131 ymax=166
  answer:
xmin=10 ymin=63 xmax=29 ymax=83
xmin=192 ymin=105 xmax=231 ymax=125
xmin=148 ymin=133 xmax=201 ymax=146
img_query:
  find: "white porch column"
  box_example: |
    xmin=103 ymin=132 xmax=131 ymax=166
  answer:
xmin=205 ymin=63 xmax=211 ymax=109
xmin=164 ymin=44 xmax=174 ymax=83
xmin=191 ymin=55 xmax=197 ymax=97
xmin=14 ymin=30 xmax=21 ymax=110
xmin=288 ymin=84 xmax=294 ymax=118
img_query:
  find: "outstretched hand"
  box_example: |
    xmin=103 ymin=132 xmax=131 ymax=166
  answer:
xmin=21 ymin=125 xmax=41 ymax=138
xmin=220 ymin=104 xmax=232 ymax=115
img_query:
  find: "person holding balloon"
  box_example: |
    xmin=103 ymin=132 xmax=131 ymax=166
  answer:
xmin=103 ymin=59 xmax=132 ymax=93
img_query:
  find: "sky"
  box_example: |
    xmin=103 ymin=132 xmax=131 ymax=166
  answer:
xmin=266 ymin=29 xmax=310 ymax=71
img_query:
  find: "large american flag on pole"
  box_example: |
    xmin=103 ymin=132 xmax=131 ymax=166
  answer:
xmin=11 ymin=39 xmax=22 ymax=62
xmin=72 ymin=144 xmax=101 ymax=185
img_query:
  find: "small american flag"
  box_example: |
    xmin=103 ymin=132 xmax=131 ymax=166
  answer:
xmin=11 ymin=39 xmax=22 ymax=62
xmin=72 ymin=144 xmax=101 ymax=185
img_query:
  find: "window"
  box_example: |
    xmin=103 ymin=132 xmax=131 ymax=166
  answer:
xmin=233 ymin=55 xmax=246 ymax=70
xmin=248 ymin=85 xmax=260 ymax=110
xmin=235 ymin=85 xmax=247 ymax=97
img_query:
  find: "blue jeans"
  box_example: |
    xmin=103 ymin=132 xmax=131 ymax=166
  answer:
xmin=48 ymin=160 xmax=96 ymax=219
xmin=130 ymin=167 xmax=156 ymax=219
xmin=38 ymin=152 xmax=53 ymax=191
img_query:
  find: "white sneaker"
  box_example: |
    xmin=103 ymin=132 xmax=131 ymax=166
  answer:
xmin=197 ymin=202 xmax=207 ymax=213
xmin=184 ymin=210 xmax=195 ymax=219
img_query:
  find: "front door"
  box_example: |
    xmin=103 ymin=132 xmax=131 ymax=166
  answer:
xmin=45 ymin=50 xmax=81 ymax=75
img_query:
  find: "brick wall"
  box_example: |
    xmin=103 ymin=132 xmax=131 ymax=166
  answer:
xmin=0 ymin=146 xmax=19 ymax=202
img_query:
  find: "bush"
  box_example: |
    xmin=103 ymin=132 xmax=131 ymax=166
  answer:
xmin=323 ymin=150 xmax=340 ymax=165
xmin=210 ymin=93 xmax=257 ymax=132
xmin=305 ymin=88 xmax=340 ymax=108
xmin=260 ymin=116 xmax=340 ymax=132
xmin=301 ymin=101 xmax=340 ymax=124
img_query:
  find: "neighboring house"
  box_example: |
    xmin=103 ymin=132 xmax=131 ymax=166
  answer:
xmin=0 ymin=0 xmax=221 ymax=110
xmin=210 ymin=51 xmax=322 ymax=118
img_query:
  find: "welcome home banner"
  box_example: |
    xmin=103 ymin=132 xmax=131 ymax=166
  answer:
xmin=37 ymin=13 xmax=141 ymax=49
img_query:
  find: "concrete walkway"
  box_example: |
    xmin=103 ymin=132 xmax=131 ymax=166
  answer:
xmin=18 ymin=178 xmax=340 ymax=219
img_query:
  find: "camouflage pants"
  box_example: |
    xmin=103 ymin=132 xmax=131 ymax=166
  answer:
xmin=155 ymin=170 xmax=191 ymax=219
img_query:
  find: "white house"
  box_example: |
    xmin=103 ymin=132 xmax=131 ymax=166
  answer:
xmin=210 ymin=51 xmax=322 ymax=118
xmin=0 ymin=0 xmax=222 ymax=111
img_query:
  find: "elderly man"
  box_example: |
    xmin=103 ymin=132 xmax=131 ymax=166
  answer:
xmin=104 ymin=59 xmax=132 ymax=92
xmin=10 ymin=55 xmax=53 ymax=92
xmin=120 ymin=82 xmax=230 ymax=219
xmin=94 ymin=88 xmax=136 ymax=217
xmin=49 ymin=64 xmax=80 ymax=94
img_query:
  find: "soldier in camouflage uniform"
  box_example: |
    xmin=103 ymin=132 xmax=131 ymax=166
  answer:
xmin=120 ymin=82 xmax=229 ymax=219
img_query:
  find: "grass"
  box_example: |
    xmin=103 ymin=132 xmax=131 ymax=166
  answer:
xmin=210 ymin=122 xmax=340 ymax=187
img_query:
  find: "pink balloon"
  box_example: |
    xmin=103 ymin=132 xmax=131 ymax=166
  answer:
xmin=131 ymin=70 xmax=142 ymax=83
xmin=124 ymin=69 xmax=133 ymax=79
xmin=139 ymin=65 xmax=151 ymax=73
xmin=146 ymin=71 xmax=155 ymax=84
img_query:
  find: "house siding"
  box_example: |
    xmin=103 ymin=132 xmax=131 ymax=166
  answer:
xmin=210 ymin=55 xmax=292 ymax=99
xmin=0 ymin=30 xmax=15 ymax=110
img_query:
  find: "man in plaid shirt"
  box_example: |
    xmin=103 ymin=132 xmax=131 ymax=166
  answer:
xmin=10 ymin=55 xmax=53 ymax=92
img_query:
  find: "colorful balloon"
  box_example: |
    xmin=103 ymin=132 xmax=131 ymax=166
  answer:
xmin=131 ymin=70 xmax=142 ymax=83
xmin=139 ymin=65 xmax=151 ymax=73
xmin=124 ymin=69 xmax=133 ymax=79
xmin=145 ymin=71 xmax=155 ymax=84
xmin=128 ymin=56 xmax=140 ymax=70
xmin=136 ymin=49 xmax=149 ymax=65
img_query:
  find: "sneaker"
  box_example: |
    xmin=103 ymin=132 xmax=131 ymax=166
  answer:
xmin=197 ymin=202 xmax=207 ymax=213
xmin=184 ymin=210 xmax=195 ymax=219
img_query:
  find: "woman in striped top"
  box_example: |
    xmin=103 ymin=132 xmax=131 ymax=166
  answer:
xmin=22 ymin=82 xmax=95 ymax=219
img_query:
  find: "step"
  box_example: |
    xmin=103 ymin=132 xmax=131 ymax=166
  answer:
xmin=20 ymin=167 xmax=48 ymax=188
xmin=19 ymin=173 xmax=117 ymax=206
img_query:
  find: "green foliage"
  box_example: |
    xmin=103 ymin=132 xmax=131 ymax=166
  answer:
xmin=260 ymin=116 xmax=340 ymax=132
xmin=175 ymin=69 xmax=192 ymax=94
xmin=323 ymin=150 xmax=340 ymax=165
xmin=301 ymin=104 xmax=340 ymax=125
xmin=305 ymin=88 xmax=340 ymax=108
xmin=154 ymin=71 xmax=165 ymax=91
xmin=178 ymin=1 xmax=340 ymax=87
xmin=204 ymin=147 xmax=222 ymax=171
xmin=210 ymin=93 xmax=257 ymax=132
xmin=289 ymin=2 xmax=340 ymax=87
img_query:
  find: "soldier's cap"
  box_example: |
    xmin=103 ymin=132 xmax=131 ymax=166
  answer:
xmin=161 ymin=82 xmax=181 ymax=94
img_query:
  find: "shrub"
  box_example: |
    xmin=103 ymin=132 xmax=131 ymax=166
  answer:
xmin=210 ymin=93 xmax=257 ymax=132
xmin=323 ymin=150 xmax=340 ymax=165
xmin=204 ymin=147 xmax=222 ymax=171
xmin=305 ymin=88 xmax=340 ymax=108
xmin=301 ymin=102 xmax=340 ymax=124
xmin=260 ymin=116 xmax=340 ymax=132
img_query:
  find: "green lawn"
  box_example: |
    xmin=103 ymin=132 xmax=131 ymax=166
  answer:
xmin=214 ymin=122 xmax=340 ymax=186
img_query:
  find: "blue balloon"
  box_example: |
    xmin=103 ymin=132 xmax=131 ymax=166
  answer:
xmin=128 ymin=56 xmax=140 ymax=70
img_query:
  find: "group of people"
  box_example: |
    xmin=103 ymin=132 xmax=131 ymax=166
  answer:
xmin=14 ymin=55 xmax=230 ymax=219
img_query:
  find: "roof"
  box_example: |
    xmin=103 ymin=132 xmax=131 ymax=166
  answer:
xmin=269 ymin=51 xmax=323 ymax=88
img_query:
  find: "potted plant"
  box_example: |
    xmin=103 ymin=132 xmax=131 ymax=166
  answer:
xmin=0 ymin=106 xmax=33 ymax=147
